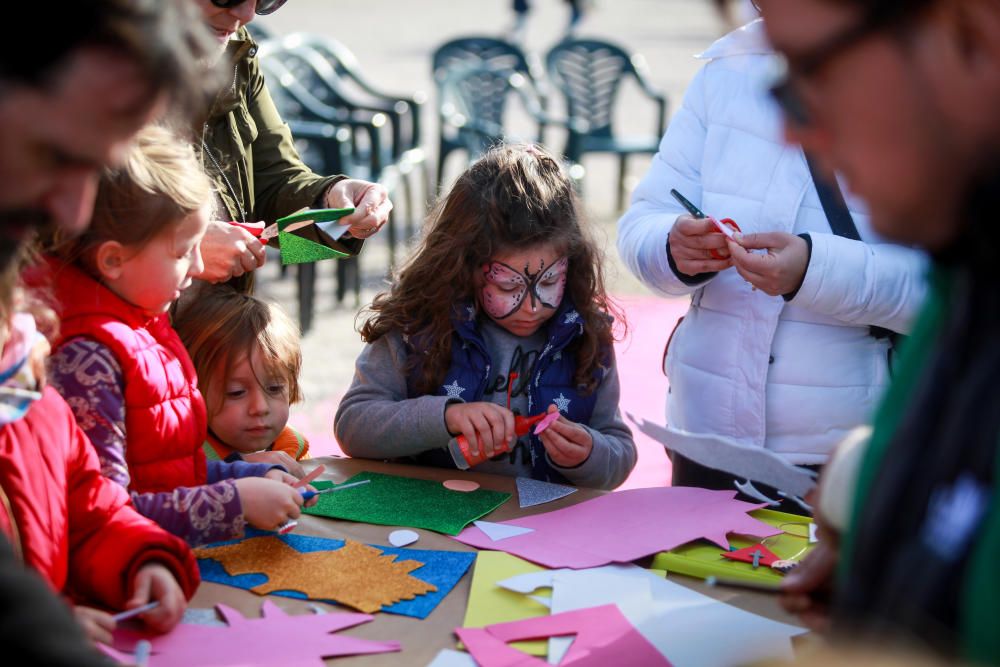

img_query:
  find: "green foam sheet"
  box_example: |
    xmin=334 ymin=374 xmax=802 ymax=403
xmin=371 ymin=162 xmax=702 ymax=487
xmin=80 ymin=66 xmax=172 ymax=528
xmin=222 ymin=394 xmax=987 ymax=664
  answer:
xmin=650 ymin=508 xmax=814 ymax=585
xmin=277 ymin=230 xmax=348 ymax=265
xmin=303 ymin=472 xmax=510 ymax=536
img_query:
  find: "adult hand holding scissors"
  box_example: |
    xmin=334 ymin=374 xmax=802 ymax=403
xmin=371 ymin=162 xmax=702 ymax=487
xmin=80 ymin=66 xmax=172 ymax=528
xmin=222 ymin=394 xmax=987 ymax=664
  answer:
xmin=667 ymin=189 xmax=737 ymax=275
xmin=197 ymin=220 xmax=267 ymax=282
xmin=669 ymin=215 xmax=734 ymax=275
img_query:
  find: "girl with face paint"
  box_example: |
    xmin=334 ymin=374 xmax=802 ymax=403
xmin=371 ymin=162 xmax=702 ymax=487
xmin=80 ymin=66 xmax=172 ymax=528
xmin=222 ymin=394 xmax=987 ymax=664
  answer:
xmin=334 ymin=144 xmax=637 ymax=489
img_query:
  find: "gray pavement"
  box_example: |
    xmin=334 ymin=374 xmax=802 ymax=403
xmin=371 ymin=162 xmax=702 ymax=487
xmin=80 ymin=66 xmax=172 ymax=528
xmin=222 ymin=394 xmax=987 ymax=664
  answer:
xmin=251 ymin=1 xmax=728 ymax=434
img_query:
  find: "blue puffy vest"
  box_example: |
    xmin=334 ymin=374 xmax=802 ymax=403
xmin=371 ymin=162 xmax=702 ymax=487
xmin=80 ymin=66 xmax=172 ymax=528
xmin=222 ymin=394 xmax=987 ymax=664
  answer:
xmin=405 ymin=299 xmax=606 ymax=482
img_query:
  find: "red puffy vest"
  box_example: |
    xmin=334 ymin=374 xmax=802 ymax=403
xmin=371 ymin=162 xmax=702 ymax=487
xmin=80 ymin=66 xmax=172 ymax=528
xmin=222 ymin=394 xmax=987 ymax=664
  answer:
xmin=0 ymin=388 xmax=200 ymax=606
xmin=46 ymin=259 xmax=207 ymax=493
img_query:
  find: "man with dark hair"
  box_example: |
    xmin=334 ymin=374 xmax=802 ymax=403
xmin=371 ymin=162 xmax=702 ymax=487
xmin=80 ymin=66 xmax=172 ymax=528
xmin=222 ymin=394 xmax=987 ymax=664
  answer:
xmin=0 ymin=1 xmax=218 ymax=662
xmin=0 ymin=0 xmax=216 ymax=263
xmin=753 ymin=0 xmax=1000 ymax=661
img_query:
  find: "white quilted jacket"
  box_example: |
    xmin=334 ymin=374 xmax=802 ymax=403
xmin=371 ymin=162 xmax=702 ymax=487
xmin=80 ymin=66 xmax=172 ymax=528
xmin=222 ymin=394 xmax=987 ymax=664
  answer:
xmin=617 ymin=20 xmax=928 ymax=464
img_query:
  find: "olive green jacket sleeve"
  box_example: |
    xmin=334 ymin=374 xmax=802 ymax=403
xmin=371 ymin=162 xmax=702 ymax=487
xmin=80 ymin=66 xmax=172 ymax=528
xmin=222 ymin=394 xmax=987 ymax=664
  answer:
xmin=201 ymin=29 xmax=343 ymax=225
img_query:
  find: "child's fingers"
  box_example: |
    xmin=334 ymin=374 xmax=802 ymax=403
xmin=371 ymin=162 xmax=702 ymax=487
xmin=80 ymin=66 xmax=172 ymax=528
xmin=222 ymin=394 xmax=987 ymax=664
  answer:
xmin=270 ymin=451 xmax=303 ymax=478
xmin=542 ymin=417 xmax=575 ymax=442
xmin=502 ymin=408 xmax=516 ymax=446
xmin=90 ymin=623 xmax=114 ymax=646
xmin=283 ymin=458 xmax=305 ymax=478
xmin=143 ymin=582 xmax=184 ymax=634
xmin=126 ymin=570 xmax=153 ymax=609
xmin=76 ymin=608 xmax=116 ymax=645
xmin=484 ymin=411 xmax=507 ymax=458
xmin=539 ymin=429 xmax=583 ymax=462
xmin=86 ymin=617 xmax=115 ymax=646
xmin=288 ymin=485 xmax=305 ymax=510
xmin=543 ymin=414 xmax=590 ymax=446
xmin=465 ymin=414 xmax=492 ymax=456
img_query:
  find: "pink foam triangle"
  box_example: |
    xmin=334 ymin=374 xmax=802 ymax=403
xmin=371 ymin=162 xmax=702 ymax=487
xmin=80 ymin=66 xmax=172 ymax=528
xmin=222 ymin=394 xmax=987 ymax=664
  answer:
xmin=455 ymin=603 xmax=671 ymax=666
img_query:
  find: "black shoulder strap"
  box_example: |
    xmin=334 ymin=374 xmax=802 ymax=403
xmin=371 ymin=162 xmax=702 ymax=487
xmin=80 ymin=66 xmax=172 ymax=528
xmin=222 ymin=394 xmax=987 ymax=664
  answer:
xmin=805 ymin=151 xmax=897 ymax=342
xmin=804 ymin=152 xmax=861 ymax=241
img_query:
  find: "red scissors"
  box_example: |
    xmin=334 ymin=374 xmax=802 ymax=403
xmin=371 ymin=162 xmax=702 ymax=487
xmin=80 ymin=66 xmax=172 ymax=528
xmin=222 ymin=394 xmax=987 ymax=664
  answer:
xmin=669 ymin=189 xmax=741 ymax=259
xmin=227 ymin=221 xmax=272 ymax=244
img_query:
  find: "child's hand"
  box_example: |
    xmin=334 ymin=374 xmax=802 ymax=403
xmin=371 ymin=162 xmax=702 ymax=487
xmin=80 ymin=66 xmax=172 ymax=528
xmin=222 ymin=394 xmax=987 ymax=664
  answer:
xmin=235 ymin=477 xmax=304 ymax=530
xmin=537 ymin=404 xmax=593 ymax=467
xmin=264 ymin=468 xmax=300 ymax=485
xmin=445 ymin=402 xmax=516 ymax=458
xmin=74 ymin=605 xmax=116 ymax=645
xmin=126 ymin=563 xmax=186 ymax=634
xmin=243 ymin=451 xmax=305 ymax=478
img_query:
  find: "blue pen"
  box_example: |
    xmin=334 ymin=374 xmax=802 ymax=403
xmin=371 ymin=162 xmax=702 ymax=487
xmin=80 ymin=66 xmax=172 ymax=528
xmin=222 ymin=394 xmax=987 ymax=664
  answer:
xmin=298 ymin=478 xmax=371 ymax=501
xmin=112 ymin=601 xmax=160 ymax=623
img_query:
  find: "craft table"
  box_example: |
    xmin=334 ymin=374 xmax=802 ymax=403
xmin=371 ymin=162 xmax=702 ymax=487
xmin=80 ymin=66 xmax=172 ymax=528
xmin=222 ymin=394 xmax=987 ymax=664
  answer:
xmin=189 ymin=457 xmax=801 ymax=666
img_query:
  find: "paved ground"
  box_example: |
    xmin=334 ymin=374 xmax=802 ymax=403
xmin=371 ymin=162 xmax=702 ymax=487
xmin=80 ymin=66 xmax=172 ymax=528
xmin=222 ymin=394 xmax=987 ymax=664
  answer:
xmin=251 ymin=1 xmax=731 ymax=457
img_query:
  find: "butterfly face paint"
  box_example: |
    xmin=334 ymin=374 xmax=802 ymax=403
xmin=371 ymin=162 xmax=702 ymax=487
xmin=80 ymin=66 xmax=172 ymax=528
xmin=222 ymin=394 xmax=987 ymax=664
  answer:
xmin=481 ymin=255 xmax=568 ymax=321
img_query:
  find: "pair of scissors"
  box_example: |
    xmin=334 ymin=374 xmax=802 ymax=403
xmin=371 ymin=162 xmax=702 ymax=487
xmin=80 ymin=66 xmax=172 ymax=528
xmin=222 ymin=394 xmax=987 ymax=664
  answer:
xmin=227 ymin=207 xmax=355 ymax=244
xmin=669 ymin=189 xmax=741 ymax=259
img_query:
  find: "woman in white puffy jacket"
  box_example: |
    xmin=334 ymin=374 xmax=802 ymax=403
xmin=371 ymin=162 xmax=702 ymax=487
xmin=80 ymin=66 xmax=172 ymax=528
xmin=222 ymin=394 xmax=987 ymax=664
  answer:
xmin=617 ymin=19 xmax=928 ymax=508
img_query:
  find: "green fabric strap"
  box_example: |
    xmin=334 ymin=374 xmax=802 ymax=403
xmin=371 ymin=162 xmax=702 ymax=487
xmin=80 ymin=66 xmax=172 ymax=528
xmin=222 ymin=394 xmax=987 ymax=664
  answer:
xmin=961 ymin=419 xmax=1000 ymax=662
xmin=839 ymin=267 xmax=949 ymax=575
xmin=840 ymin=267 xmax=1000 ymax=660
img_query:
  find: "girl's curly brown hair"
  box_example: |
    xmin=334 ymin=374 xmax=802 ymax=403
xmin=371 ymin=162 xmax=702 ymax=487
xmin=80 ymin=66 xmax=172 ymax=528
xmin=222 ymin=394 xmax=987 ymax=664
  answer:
xmin=360 ymin=143 xmax=624 ymax=395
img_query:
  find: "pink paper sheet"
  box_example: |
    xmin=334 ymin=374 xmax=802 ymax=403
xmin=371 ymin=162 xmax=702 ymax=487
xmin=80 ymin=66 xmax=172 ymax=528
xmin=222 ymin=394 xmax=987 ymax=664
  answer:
xmin=106 ymin=600 xmax=399 ymax=666
xmin=452 ymin=487 xmax=780 ymax=569
xmin=455 ymin=604 xmax=671 ymax=667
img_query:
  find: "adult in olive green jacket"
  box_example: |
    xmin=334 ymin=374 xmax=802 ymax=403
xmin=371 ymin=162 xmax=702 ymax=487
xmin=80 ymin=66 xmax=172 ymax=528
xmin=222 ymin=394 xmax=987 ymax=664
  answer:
xmin=758 ymin=0 xmax=1000 ymax=662
xmin=194 ymin=0 xmax=392 ymax=283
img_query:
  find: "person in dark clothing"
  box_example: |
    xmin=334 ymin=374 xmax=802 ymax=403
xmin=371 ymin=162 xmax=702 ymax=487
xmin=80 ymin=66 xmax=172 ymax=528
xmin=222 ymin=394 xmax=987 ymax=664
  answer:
xmin=0 ymin=0 xmax=217 ymax=657
xmin=755 ymin=0 xmax=1000 ymax=662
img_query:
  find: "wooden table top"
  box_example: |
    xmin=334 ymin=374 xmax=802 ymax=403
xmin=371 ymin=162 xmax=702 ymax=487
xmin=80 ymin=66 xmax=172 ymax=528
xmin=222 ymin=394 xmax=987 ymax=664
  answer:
xmin=189 ymin=457 xmax=799 ymax=666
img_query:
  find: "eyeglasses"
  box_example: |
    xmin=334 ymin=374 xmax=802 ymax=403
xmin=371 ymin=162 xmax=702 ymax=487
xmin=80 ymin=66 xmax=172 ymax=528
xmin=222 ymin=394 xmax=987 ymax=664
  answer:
xmin=210 ymin=0 xmax=289 ymax=16
xmin=768 ymin=13 xmax=894 ymax=127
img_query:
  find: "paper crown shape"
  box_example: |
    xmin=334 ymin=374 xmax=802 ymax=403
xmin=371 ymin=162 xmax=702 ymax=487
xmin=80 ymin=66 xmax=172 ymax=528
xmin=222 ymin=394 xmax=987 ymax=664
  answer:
xmin=277 ymin=207 xmax=355 ymax=265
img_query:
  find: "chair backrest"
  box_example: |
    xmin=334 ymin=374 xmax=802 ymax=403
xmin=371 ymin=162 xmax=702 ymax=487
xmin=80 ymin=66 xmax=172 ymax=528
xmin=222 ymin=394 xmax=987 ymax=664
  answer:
xmin=545 ymin=38 xmax=639 ymax=138
xmin=432 ymin=36 xmax=533 ymax=80
xmin=261 ymin=43 xmax=349 ymax=112
xmin=439 ymin=63 xmax=520 ymax=154
xmin=280 ymin=33 xmax=365 ymax=85
xmin=257 ymin=54 xmax=353 ymax=176
xmin=432 ymin=36 xmax=546 ymax=105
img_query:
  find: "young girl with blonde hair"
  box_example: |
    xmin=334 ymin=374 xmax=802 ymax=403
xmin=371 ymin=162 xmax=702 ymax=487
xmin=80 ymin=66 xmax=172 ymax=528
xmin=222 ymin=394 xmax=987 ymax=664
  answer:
xmin=336 ymin=143 xmax=636 ymax=489
xmin=43 ymin=125 xmax=311 ymax=547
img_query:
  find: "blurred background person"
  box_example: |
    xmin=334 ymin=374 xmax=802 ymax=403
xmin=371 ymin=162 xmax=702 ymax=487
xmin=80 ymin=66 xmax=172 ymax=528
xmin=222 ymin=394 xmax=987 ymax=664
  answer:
xmin=754 ymin=0 xmax=1000 ymax=662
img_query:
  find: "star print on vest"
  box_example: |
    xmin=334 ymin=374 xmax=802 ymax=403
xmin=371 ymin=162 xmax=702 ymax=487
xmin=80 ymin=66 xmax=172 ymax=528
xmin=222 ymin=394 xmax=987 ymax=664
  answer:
xmin=481 ymin=257 xmax=568 ymax=320
xmin=443 ymin=380 xmax=466 ymax=399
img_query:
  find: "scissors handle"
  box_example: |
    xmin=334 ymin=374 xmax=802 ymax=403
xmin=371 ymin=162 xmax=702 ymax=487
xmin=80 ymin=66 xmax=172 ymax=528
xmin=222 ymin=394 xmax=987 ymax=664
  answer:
xmin=709 ymin=217 xmax=742 ymax=259
xmin=226 ymin=221 xmax=270 ymax=244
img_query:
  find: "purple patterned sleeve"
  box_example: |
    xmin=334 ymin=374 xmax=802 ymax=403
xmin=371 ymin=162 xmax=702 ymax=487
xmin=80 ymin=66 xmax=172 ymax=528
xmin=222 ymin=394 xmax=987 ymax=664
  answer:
xmin=128 ymin=483 xmax=247 ymax=546
xmin=49 ymin=338 xmax=248 ymax=546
